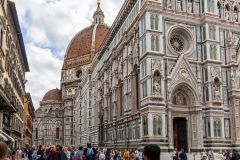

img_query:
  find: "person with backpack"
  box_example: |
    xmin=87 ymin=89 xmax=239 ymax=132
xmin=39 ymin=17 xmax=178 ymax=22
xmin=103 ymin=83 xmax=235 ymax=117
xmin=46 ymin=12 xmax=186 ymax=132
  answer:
xmin=76 ymin=146 xmax=83 ymax=160
xmin=83 ymin=143 xmax=96 ymax=160
xmin=178 ymin=149 xmax=187 ymax=160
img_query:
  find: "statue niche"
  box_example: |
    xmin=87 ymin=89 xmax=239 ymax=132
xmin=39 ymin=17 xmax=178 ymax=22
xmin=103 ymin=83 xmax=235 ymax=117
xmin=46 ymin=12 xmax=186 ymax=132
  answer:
xmin=153 ymin=71 xmax=161 ymax=95
xmin=213 ymin=77 xmax=221 ymax=101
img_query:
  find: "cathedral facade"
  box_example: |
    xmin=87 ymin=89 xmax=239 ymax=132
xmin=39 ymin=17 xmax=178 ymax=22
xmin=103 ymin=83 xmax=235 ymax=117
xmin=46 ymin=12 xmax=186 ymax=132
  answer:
xmin=34 ymin=0 xmax=240 ymax=152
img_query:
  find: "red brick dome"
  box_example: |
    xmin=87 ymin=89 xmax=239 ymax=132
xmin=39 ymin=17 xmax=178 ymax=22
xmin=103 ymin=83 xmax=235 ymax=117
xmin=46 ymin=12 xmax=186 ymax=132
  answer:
xmin=63 ymin=24 xmax=109 ymax=69
xmin=42 ymin=88 xmax=62 ymax=102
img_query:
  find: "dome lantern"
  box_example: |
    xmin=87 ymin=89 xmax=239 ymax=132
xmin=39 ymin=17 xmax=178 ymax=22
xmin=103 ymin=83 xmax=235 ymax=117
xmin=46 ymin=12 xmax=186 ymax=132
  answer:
xmin=93 ymin=0 xmax=104 ymax=24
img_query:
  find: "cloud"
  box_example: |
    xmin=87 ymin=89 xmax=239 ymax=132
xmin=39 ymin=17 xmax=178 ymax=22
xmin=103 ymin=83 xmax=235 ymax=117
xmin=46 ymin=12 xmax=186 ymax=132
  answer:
xmin=13 ymin=0 xmax=124 ymax=108
xmin=25 ymin=44 xmax=62 ymax=107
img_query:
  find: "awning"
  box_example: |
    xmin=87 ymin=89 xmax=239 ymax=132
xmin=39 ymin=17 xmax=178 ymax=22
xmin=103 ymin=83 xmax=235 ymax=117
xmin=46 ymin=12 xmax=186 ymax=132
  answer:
xmin=0 ymin=130 xmax=15 ymax=142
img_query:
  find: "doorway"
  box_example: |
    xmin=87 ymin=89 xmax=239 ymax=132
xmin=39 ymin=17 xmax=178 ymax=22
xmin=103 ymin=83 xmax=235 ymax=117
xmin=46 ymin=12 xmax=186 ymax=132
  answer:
xmin=173 ymin=117 xmax=188 ymax=152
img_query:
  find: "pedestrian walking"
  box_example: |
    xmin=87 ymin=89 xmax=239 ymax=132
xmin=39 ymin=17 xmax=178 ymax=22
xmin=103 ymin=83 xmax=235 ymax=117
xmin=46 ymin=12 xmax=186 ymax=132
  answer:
xmin=143 ymin=144 xmax=160 ymax=160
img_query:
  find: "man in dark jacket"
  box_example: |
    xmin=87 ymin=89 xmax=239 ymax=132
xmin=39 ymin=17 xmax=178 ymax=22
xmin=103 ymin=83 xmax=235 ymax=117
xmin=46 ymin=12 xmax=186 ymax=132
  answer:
xmin=57 ymin=145 xmax=67 ymax=160
xmin=37 ymin=145 xmax=45 ymax=160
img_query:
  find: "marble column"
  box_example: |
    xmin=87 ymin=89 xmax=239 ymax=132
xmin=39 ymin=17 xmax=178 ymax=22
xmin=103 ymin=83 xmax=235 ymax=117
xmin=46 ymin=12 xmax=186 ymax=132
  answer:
xmin=167 ymin=104 xmax=173 ymax=150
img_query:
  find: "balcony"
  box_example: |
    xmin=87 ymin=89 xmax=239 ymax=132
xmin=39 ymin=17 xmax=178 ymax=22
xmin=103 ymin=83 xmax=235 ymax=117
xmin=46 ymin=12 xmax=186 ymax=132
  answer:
xmin=0 ymin=79 xmax=18 ymax=113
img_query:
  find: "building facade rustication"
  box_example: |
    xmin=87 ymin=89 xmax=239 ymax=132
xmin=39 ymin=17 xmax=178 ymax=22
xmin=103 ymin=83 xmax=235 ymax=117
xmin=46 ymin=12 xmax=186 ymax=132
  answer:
xmin=23 ymin=93 xmax=35 ymax=147
xmin=34 ymin=0 xmax=240 ymax=152
xmin=0 ymin=0 xmax=30 ymax=149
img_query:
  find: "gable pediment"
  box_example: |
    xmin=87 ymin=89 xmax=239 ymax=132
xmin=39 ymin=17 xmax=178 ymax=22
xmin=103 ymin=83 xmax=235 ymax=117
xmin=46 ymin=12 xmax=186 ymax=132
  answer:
xmin=168 ymin=55 xmax=198 ymax=91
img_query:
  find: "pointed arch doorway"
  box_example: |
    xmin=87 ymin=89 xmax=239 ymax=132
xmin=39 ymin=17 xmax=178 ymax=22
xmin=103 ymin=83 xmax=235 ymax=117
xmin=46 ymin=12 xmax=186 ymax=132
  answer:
xmin=170 ymin=83 xmax=198 ymax=153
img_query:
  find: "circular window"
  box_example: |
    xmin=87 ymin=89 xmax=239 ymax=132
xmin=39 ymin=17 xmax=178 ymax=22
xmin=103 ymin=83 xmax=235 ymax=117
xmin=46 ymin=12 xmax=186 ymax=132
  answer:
xmin=168 ymin=25 xmax=194 ymax=55
xmin=170 ymin=36 xmax=184 ymax=52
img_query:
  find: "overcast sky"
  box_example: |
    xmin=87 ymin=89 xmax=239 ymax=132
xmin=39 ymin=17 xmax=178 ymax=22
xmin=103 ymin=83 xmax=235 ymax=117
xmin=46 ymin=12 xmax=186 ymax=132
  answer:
xmin=13 ymin=0 xmax=124 ymax=108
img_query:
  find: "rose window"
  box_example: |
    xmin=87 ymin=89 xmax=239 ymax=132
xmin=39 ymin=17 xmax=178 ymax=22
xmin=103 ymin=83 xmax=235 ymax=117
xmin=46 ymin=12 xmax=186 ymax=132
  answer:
xmin=168 ymin=25 xmax=194 ymax=55
xmin=170 ymin=36 xmax=184 ymax=52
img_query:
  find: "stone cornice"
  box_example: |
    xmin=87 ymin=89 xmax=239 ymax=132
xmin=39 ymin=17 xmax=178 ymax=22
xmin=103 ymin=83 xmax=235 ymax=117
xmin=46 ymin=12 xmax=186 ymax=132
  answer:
xmin=97 ymin=0 xmax=138 ymax=60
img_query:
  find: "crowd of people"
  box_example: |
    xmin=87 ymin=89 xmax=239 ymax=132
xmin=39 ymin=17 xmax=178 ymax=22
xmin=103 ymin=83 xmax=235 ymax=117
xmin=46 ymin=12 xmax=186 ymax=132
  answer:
xmin=1 ymin=140 xmax=240 ymax=160
xmin=0 ymin=141 xmax=160 ymax=160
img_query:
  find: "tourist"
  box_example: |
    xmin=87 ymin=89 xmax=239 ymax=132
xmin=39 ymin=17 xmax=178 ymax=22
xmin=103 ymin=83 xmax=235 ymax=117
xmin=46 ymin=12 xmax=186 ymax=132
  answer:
xmin=66 ymin=147 xmax=71 ymax=160
xmin=135 ymin=150 xmax=139 ymax=160
xmin=49 ymin=145 xmax=57 ymax=160
xmin=123 ymin=149 xmax=130 ymax=160
xmin=0 ymin=141 xmax=10 ymax=160
xmin=231 ymin=149 xmax=240 ymax=160
xmin=69 ymin=147 xmax=75 ymax=160
xmin=57 ymin=145 xmax=67 ymax=160
xmin=37 ymin=145 xmax=45 ymax=160
xmin=208 ymin=150 xmax=214 ymax=160
xmin=27 ymin=145 xmax=33 ymax=160
xmin=11 ymin=150 xmax=16 ymax=160
xmin=16 ymin=147 xmax=22 ymax=160
xmin=143 ymin=145 xmax=160 ymax=160
xmin=130 ymin=151 xmax=136 ymax=160
xmin=214 ymin=150 xmax=224 ymax=160
xmin=110 ymin=149 xmax=115 ymax=160
xmin=76 ymin=146 xmax=83 ymax=160
xmin=178 ymin=149 xmax=187 ymax=160
xmin=99 ymin=148 xmax=106 ymax=160
xmin=83 ymin=143 xmax=96 ymax=160
xmin=32 ymin=145 xmax=38 ymax=160
xmin=171 ymin=148 xmax=178 ymax=160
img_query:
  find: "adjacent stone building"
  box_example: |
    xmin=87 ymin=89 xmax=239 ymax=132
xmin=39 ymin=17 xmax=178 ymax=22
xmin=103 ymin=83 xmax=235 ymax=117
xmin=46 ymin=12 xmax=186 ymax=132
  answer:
xmin=23 ymin=93 xmax=35 ymax=147
xmin=34 ymin=0 xmax=240 ymax=152
xmin=0 ymin=0 xmax=30 ymax=149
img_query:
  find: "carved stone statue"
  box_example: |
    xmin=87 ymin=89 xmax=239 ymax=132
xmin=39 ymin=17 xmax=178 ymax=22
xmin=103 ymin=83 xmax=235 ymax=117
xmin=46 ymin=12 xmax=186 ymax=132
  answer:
xmin=214 ymin=86 xmax=221 ymax=101
xmin=153 ymin=79 xmax=161 ymax=93
xmin=153 ymin=71 xmax=161 ymax=95
xmin=188 ymin=0 xmax=193 ymax=13
xmin=234 ymin=11 xmax=238 ymax=22
xmin=225 ymin=9 xmax=229 ymax=20
xmin=167 ymin=0 xmax=172 ymax=9
xmin=177 ymin=0 xmax=182 ymax=11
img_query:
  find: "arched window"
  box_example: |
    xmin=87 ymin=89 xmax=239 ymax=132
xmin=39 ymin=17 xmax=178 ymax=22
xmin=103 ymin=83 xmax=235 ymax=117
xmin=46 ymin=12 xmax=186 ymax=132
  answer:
xmin=158 ymin=117 xmax=162 ymax=135
xmin=153 ymin=116 xmax=162 ymax=135
xmin=153 ymin=117 xmax=157 ymax=135
xmin=150 ymin=14 xmax=159 ymax=30
xmin=208 ymin=0 xmax=215 ymax=12
xmin=214 ymin=119 xmax=221 ymax=137
xmin=151 ymin=35 xmax=159 ymax=51
xmin=76 ymin=70 xmax=82 ymax=78
xmin=143 ymin=116 xmax=148 ymax=136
